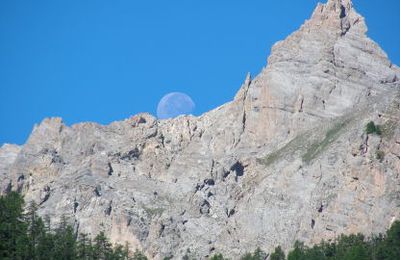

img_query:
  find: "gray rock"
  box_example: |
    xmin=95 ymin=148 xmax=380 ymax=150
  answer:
xmin=1 ymin=0 xmax=400 ymax=259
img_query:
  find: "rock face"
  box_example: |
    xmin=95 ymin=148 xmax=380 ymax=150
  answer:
xmin=1 ymin=0 xmax=400 ymax=258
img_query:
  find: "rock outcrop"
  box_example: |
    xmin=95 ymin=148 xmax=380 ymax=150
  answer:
xmin=1 ymin=0 xmax=399 ymax=259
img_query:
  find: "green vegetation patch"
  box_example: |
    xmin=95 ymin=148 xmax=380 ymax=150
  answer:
xmin=302 ymin=120 xmax=349 ymax=163
xmin=258 ymin=132 xmax=311 ymax=167
xmin=259 ymin=117 xmax=352 ymax=167
xmin=143 ymin=206 xmax=165 ymax=217
xmin=376 ymin=150 xmax=385 ymax=162
xmin=365 ymin=121 xmax=382 ymax=135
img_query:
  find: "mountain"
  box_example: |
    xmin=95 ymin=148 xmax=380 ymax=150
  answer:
xmin=1 ymin=0 xmax=399 ymax=258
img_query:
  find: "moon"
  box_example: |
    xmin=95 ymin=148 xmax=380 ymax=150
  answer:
xmin=157 ymin=92 xmax=195 ymax=119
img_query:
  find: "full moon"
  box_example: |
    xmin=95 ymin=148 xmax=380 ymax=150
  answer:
xmin=157 ymin=92 xmax=195 ymax=119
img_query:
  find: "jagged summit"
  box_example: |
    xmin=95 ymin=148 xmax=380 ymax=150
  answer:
xmin=236 ymin=0 xmax=398 ymax=148
xmin=1 ymin=1 xmax=399 ymax=259
xmin=308 ymin=0 xmax=364 ymax=36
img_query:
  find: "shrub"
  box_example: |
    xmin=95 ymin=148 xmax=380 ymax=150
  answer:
xmin=376 ymin=150 xmax=385 ymax=162
xmin=241 ymin=247 xmax=267 ymax=260
xmin=133 ymin=249 xmax=148 ymax=260
xmin=366 ymin=121 xmax=382 ymax=135
xmin=210 ymin=253 xmax=228 ymax=260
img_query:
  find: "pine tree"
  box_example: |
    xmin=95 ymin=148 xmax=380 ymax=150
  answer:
xmin=36 ymin=215 xmax=56 ymax=260
xmin=287 ymin=241 xmax=307 ymax=260
xmin=132 ymin=249 xmax=148 ymax=260
xmin=93 ymin=231 xmax=113 ymax=260
xmin=270 ymin=246 xmax=285 ymax=260
xmin=0 ymin=191 xmax=28 ymax=259
xmin=111 ymin=243 xmax=130 ymax=260
xmin=76 ymin=233 xmax=92 ymax=260
xmin=384 ymin=221 xmax=400 ymax=259
xmin=240 ymin=247 xmax=266 ymax=260
xmin=25 ymin=200 xmax=48 ymax=259
xmin=53 ymin=216 xmax=77 ymax=259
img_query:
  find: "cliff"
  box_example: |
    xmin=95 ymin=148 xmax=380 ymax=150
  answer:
xmin=1 ymin=0 xmax=399 ymax=258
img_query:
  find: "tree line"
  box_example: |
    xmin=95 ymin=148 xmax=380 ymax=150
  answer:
xmin=0 ymin=191 xmax=146 ymax=260
xmin=211 ymin=222 xmax=400 ymax=260
xmin=1 ymin=191 xmax=399 ymax=259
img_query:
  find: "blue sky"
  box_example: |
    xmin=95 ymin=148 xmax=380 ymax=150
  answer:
xmin=0 ymin=0 xmax=399 ymax=145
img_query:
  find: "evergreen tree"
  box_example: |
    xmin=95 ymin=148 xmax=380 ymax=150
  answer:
xmin=270 ymin=246 xmax=285 ymax=260
xmin=36 ymin=215 xmax=56 ymax=260
xmin=76 ymin=233 xmax=93 ymax=260
xmin=52 ymin=216 xmax=77 ymax=259
xmin=132 ymin=249 xmax=148 ymax=260
xmin=93 ymin=231 xmax=113 ymax=260
xmin=0 ymin=191 xmax=28 ymax=259
xmin=111 ymin=243 xmax=130 ymax=260
xmin=240 ymin=247 xmax=266 ymax=260
xmin=287 ymin=241 xmax=307 ymax=260
xmin=383 ymin=221 xmax=400 ymax=259
xmin=25 ymin=200 xmax=47 ymax=259
xmin=334 ymin=234 xmax=367 ymax=260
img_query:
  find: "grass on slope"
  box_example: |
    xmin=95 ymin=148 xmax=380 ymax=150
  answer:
xmin=302 ymin=119 xmax=349 ymax=163
xmin=259 ymin=118 xmax=351 ymax=167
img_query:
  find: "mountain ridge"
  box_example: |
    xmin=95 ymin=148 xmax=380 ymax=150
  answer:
xmin=1 ymin=0 xmax=400 ymax=259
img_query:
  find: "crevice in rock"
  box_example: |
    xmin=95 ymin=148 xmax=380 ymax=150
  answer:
xmin=195 ymin=183 xmax=205 ymax=193
xmin=311 ymin=219 xmax=316 ymax=229
xmin=234 ymin=73 xmax=251 ymax=147
xmin=339 ymin=5 xmax=346 ymax=18
xmin=231 ymin=162 xmax=245 ymax=182
xmin=223 ymin=170 xmax=231 ymax=180
xmin=359 ymin=134 xmax=369 ymax=155
xmin=209 ymin=159 xmax=215 ymax=179
xmin=131 ymin=115 xmax=147 ymax=127
xmin=74 ymin=199 xmax=79 ymax=214
xmin=204 ymin=178 xmax=215 ymax=186
xmin=341 ymin=20 xmax=351 ymax=36
xmin=107 ymin=163 xmax=113 ymax=176
xmin=159 ymin=223 xmax=165 ymax=237
xmin=226 ymin=208 xmax=236 ymax=218
xmin=17 ymin=174 xmax=25 ymax=182
xmin=17 ymin=174 xmax=25 ymax=193
xmin=105 ymin=201 xmax=112 ymax=216
xmin=95 ymin=185 xmax=102 ymax=197
xmin=127 ymin=216 xmax=132 ymax=226
xmin=120 ymin=148 xmax=140 ymax=161
xmin=380 ymin=74 xmax=399 ymax=84
xmin=39 ymin=185 xmax=51 ymax=205
xmin=200 ymin=200 xmax=211 ymax=215
xmin=299 ymin=97 xmax=304 ymax=112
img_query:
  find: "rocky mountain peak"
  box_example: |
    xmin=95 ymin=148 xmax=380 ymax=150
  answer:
xmin=308 ymin=0 xmax=365 ymax=36
xmin=1 ymin=1 xmax=399 ymax=259
xmin=238 ymin=0 xmax=398 ymax=149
